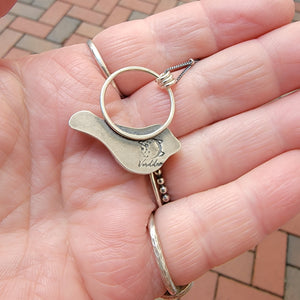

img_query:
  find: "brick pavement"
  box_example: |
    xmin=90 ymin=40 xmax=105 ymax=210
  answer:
xmin=182 ymin=216 xmax=300 ymax=300
xmin=0 ymin=1 xmax=300 ymax=299
xmin=0 ymin=0 xmax=193 ymax=58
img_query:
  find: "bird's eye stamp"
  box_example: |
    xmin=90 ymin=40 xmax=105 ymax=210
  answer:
xmin=139 ymin=139 xmax=165 ymax=159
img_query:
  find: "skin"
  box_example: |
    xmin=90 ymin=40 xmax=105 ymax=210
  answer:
xmin=0 ymin=0 xmax=300 ymax=299
xmin=0 ymin=0 xmax=15 ymax=17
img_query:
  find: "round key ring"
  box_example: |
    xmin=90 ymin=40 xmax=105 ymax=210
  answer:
xmin=100 ymin=66 xmax=175 ymax=141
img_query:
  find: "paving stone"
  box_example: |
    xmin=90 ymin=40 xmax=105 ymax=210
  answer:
xmin=64 ymin=33 xmax=88 ymax=46
xmin=68 ymin=6 xmax=106 ymax=25
xmin=0 ymin=14 xmax=15 ymax=33
xmin=154 ymin=0 xmax=177 ymax=13
xmin=18 ymin=0 xmax=33 ymax=4
xmin=93 ymin=0 xmax=119 ymax=14
xmin=47 ymin=16 xmax=80 ymax=44
xmin=295 ymin=2 xmax=300 ymax=12
xmin=16 ymin=34 xmax=60 ymax=53
xmin=128 ymin=11 xmax=149 ymax=21
xmin=179 ymin=0 xmax=196 ymax=5
xmin=287 ymin=235 xmax=300 ymax=268
xmin=60 ymin=0 xmax=97 ymax=9
xmin=216 ymin=276 xmax=282 ymax=300
xmin=0 ymin=29 xmax=23 ymax=57
xmin=39 ymin=1 xmax=71 ymax=26
xmin=182 ymin=271 xmax=218 ymax=300
xmin=9 ymin=17 xmax=52 ymax=38
xmin=9 ymin=2 xmax=44 ymax=20
xmin=4 ymin=47 xmax=31 ymax=59
xmin=103 ymin=6 xmax=131 ymax=28
xmin=146 ymin=0 xmax=160 ymax=4
xmin=119 ymin=0 xmax=155 ymax=14
xmin=213 ymin=251 xmax=254 ymax=284
xmin=293 ymin=12 xmax=300 ymax=22
xmin=281 ymin=213 xmax=300 ymax=237
xmin=32 ymin=0 xmax=56 ymax=9
xmin=253 ymin=231 xmax=287 ymax=296
xmin=76 ymin=22 xmax=103 ymax=38
xmin=285 ymin=266 xmax=300 ymax=300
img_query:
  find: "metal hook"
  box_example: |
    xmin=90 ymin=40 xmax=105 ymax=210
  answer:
xmin=156 ymin=58 xmax=200 ymax=88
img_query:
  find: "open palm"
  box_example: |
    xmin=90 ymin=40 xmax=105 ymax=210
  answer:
xmin=1 ymin=0 xmax=300 ymax=299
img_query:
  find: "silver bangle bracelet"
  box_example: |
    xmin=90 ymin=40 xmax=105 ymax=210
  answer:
xmin=148 ymin=213 xmax=193 ymax=299
xmin=87 ymin=39 xmax=123 ymax=98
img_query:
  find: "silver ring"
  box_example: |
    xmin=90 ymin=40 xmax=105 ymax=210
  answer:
xmin=87 ymin=39 xmax=123 ymax=97
xmin=100 ymin=66 xmax=175 ymax=141
xmin=148 ymin=214 xmax=193 ymax=299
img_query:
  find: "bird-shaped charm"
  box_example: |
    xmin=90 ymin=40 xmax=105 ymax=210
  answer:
xmin=69 ymin=110 xmax=181 ymax=175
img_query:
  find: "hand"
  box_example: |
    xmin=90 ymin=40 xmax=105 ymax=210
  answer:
xmin=0 ymin=0 xmax=299 ymax=299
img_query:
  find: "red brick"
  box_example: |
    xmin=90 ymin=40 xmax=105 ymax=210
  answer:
xmin=67 ymin=5 xmax=106 ymax=25
xmin=9 ymin=17 xmax=52 ymax=38
xmin=60 ymin=0 xmax=97 ymax=9
xmin=253 ymin=231 xmax=287 ymax=296
xmin=119 ymin=0 xmax=155 ymax=14
xmin=76 ymin=22 xmax=103 ymax=39
xmin=182 ymin=271 xmax=217 ymax=300
xmin=213 ymin=251 xmax=254 ymax=284
xmin=103 ymin=6 xmax=131 ymax=28
xmin=154 ymin=0 xmax=177 ymax=13
xmin=0 ymin=29 xmax=23 ymax=58
xmin=4 ymin=47 xmax=31 ymax=59
xmin=281 ymin=213 xmax=300 ymax=237
xmin=216 ymin=277 xmax=282 ymax=300
xmin=64 ymin=33 xmax=88 ymax=46
xmin=93 ymin=0 xmax=119 ymax=14
xmin=39 ymin=1 xmax=71 ymax=26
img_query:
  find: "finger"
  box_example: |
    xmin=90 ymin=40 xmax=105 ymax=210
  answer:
xmin=164 ymin=90 xmax=300 ymax=199
xmin=20 ymin=0 xmax=295 ymax=147
xmin=154 ymin=150 xmax=300 ymax=286
xmin=123 ymin=21 xmax=300 ymax=136
xmin=93 ymin=0 xmax=294 ymax=95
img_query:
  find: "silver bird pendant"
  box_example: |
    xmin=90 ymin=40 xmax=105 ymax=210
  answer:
xmin=69 ymin=110 xmax=181 ymax=175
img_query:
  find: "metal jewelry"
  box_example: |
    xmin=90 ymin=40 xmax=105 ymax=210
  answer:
xmin=70 ymin=41 xmax=197 ymax=178
xmin=69 ymin=40 xmax=198 ymax=299
xmin=87 ymin=39 xmax=123 ymax=97
xmin=149 ymin=214 xmax=193 ymax=299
